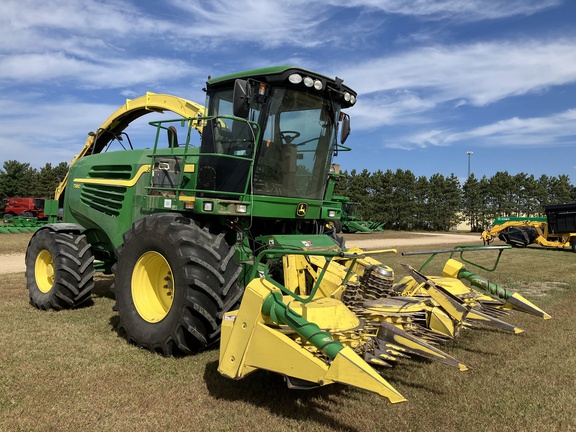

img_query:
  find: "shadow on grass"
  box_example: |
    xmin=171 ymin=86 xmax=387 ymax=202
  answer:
xmin=443 ymin=326 xmax=515 ymax=355
xmin=203 ymin=360 xmax=365 ymax=432
xmin=92 ymin=275 xmax=115 ymax=300
xmin=379 ymin=361 xmax=451 ymax=393
xmin=524 ymin=245 xmax=572 ymax=253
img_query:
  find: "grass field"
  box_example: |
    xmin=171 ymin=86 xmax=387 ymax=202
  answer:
xmin=0 ymin=233 xmax=32 ymax=255
xmin=1 ymin=233 xmax=575 ymax=431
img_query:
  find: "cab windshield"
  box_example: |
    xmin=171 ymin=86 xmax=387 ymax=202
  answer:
xmin=254 ymin=88 xmax=337 ymax=200
xmin=200 ymin=87 xmax=338 ymax=200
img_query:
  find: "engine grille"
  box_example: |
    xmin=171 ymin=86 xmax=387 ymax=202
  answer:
xmin=80 ymin=184 xmax=127 ymax=216
xmin=88 ymin=164 xmax=133 ymax=179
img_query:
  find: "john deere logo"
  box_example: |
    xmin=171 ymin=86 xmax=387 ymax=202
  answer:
xmin=296 ymin=202 xmax=308 ymax=217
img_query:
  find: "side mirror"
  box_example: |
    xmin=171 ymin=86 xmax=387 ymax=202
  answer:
xmin=340 ymin=112 xmax=351 ymax=144
xmin=233 ymin=79 xmax=250 ymax=118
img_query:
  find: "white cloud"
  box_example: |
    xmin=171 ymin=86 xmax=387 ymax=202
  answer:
xmin=0 ymin=0 xmax=162 ymax=52
xmin=0 ymin=0 xmax=199 ymax=90
xmin=340 ymin=38 xmax=576 ymax=130
xmin=404 ymin=108 xmax=576 ymax=148
xmin=0 ymin=96 xmax=192 ymax=169
xmin=167 ymin=0 xmax=340 ymax=48
xmin=2 ymin=0 xmax=571 ymax=93
xmin=0 ymin=53 xmax=195 ymax=88
xmin=346 ymin=39 xmax=576 ymax=104
xmin=330 ymin=0 xmax=562 ymax=20
xmin=0 ymin=98 xmax=118 ymax=168
xmin=351 ymin=91 xmax=436 ymax=129
xmin=0 ymin=0 xmax=574 ymax=171
xmin=0 ymin=0 xmax=344 ymax=54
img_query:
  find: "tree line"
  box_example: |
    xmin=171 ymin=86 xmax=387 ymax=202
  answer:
xmin=2 ymin=160 xmax=575 ymax=231
xmin=334 ymin=169 xmax=576 ymax=231
xmin=0 ymin=160 xmax=69 ymax=199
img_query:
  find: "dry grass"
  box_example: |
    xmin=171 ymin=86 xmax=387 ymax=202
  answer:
xmin=1 ymin=234 xmax=575 ymax=431
xmin=0 ymin=233 xmax=32 ymax=254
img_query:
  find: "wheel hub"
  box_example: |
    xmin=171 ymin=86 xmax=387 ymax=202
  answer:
xmin=132 ymin=251 xmax=174 ymax=323
xmin=35 ymin=249 xmax=55 ymax=293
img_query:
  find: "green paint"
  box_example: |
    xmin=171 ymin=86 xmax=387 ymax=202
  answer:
xmin=56 ymin=66 xmax=356 ymax=273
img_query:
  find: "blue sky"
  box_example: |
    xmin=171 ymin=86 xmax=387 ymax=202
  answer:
xmin=1 ymin=0 xmax=575 ymax=184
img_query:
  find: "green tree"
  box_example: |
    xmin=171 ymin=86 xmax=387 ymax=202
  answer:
xmin=548 ymin=174 xmax=573 ymax=204
xmin=427 ymin=173 xmax=461 ymax=231
xmin=388 ymin=169 xmax=417 ymax=230
xmin=413 ymin=176 xmax=429 ymax=230
xmin=335 ymin=169 xmax=374 ymax=221
xmin=0 ymin=160 xmax=37 ymax=198
xmin=510 ymin=172 xmax=527 ymax=216
xmin=462 ymin=174 xmax=481 ymax=231
xmin=519 ymin=174 xmax=543 ymax=216
xmin=329 ymin=165 xmax=576 ymax=232
xmin=488 ymin=171 xmax=515 ymax=217
xmin=366 ymin=169 xmax=393 ymax=224
xmin=34 ymin=162 xmax=69 ymax=198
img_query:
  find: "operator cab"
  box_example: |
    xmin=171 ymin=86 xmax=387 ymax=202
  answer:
xmin=197 ymin=67 xmax=355 ymax=201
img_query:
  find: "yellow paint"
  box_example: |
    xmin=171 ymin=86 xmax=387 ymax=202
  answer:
xmin=131 ymin=251 xmax=174 ymax=323
xmin=424 ymin=283 xmax=468 ymax=321
xmin=504 ymin=293 xmax=552 ymax=320
xmin=324 ymin=346 xmax=406 ymax=403
xmin=428 ymin=306 xmax=456 ymax=337
xmin=74 ymin=165 xmax=150 ymax=187
xmin=218 ymin=278 xmax=406 ymax=403
xmin=35 ymin=249 xmax=54 ymax=293
xmin=288 ymin=297 xmax=360 ymax=332
xmin=442 ymin=259 xmax=464 ymax=278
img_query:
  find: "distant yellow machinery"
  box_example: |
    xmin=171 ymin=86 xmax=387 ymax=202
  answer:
xmin=481 ymin=203 xmax=576 ymax=252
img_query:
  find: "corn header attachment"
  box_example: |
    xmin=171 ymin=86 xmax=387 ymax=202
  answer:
xmin=0 ymin=216 xmax=46 ymax=234
xmin=218 ymin=237 xmax=551 ymax=403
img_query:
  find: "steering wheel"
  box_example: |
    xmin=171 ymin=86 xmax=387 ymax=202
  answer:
xmin=279 ymin=130 xmax=301 ymax=145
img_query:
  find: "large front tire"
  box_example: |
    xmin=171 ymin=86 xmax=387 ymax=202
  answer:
xmin=112 ymin=213 xmax=243 ymax=356
xmin=25 ymin=229 xmax=95 ymax=310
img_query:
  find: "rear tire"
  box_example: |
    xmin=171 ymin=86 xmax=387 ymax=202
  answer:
xmin=332 ymin=219 xmax=343 ymax=234
xmin=111 ymin=213 xmax=243 ymax=356
xmin=25 ymin=229 xmax=95 ymax=310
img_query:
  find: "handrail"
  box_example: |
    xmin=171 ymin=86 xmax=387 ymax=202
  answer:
xmin=248 ymin=248 xmax=365 ymax=303
xmin=401 ymin=245 xmax=511 ymax=273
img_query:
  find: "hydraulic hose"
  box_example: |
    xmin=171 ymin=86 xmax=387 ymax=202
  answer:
xmin=261 ymin=291 xmax=344 ymax=359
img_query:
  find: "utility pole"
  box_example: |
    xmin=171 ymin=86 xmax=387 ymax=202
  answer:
xmin=467 ymin=151 xmax=473 ymax=178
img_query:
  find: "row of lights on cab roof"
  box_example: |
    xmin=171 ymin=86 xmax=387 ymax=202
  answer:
xmin=287 ymin=73 xmax=356 ymax=105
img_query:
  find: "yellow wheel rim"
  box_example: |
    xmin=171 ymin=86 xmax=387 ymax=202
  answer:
xmin=132 ymin=251 xmax=174 ymax=323
xmin=35 ymin=249 xmax=55 ymax=293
